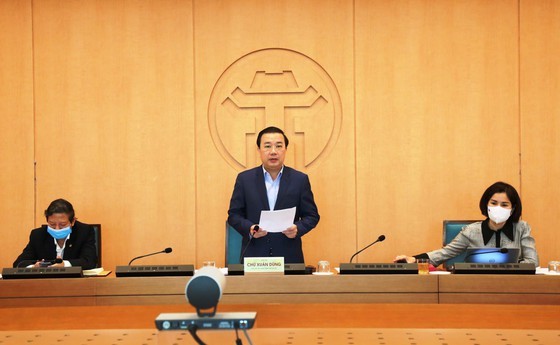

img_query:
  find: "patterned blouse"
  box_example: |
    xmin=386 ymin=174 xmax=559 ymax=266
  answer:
xmin=427 ymin=220 xmax=539 ymax=267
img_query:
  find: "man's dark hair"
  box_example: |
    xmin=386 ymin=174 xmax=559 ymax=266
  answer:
xmin=479 ymin=181 xmax=522 ymax=222
xmin=44 ymin=199 xmax=75 ymax=222
xmin=256 ymin=126 xmax=289 ymax=148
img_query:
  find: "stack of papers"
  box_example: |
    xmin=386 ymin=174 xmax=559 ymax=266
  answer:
xmin=83 ymin=267 xmax=111 ymax=277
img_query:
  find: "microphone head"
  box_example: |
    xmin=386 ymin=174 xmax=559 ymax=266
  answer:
xmin=164 ymin=247 xmax=172 ymax=253
xmin=378 ymin=235 xmax=386 ymax=242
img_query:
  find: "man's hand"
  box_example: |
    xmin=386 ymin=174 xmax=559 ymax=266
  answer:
xmin=251 ymin=225 xmax=268 ymax=238
xmin=50 ymin=257 xmax=65 ymax=267
xmin=282 ymin=225 xmax=298 ymax=239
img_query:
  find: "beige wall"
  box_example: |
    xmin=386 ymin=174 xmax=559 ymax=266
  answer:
xmin=520 ymin=0 xmax=560 ymax=268
xmin=356 ymin=0 xmax=523 ymax=262
xmin=1 ymin=0 xmax=558 ymax=270
xmin=193 ymin=0 xmax=356 ymax=266
xmin=0 ymin=0 xmax=35 ymax=253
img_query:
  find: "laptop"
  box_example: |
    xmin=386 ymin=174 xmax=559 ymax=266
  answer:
xmin=464 ymin=247 xmax=520 ymax=264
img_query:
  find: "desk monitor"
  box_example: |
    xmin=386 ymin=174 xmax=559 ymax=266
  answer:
xmin=464 ymin=248 xmax=519 ymax=264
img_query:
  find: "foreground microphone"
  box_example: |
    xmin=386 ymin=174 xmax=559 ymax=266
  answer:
xmin=128 ymin=247 xmax=172 ymax=265
xmin=464 ymin=248 xmax=508 ymax=261
xmin=349 ymin=235 xmax=386 ymax=263
xmin=185 ymin=266 xmax=226 ymax=317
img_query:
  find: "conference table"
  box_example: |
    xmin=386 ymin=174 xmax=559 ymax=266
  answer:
xmin=1 ymin=273 xmax=560 ymax=307
xmin=1 ymin=273 xmax=560 ymax=344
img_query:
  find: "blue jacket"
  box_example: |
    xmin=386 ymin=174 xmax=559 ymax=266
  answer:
xmin=13 ymin=221 xmax=98 ymax=269
xmin=228 ymin=166 xmax=320 ymax=263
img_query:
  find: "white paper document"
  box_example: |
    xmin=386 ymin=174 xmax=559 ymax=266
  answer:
xmin=258 ymin=207 xmax=296 ymax=233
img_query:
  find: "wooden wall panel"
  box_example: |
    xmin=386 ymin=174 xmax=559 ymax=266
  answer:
xmin=31 ymin=0 xmax=195 ymax=269
xmin=520 ymin=0 xmax=560 ymax=265
xmin=0 ymin=0 xmax=35 ymax=268
xmin=193 ymin=0 xmax=356 ymax=267
xmin=355 ymin=0 xmax=520 ymax=262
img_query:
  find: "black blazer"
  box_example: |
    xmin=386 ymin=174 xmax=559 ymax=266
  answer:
xmin=13 ymin=221 xmax=98 ymax=270
xmin=228 ymin=166 xmax=320 ymax=263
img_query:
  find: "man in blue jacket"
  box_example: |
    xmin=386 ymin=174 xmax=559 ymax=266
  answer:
xmin=228 ymin=126 xmax=320 ymax=263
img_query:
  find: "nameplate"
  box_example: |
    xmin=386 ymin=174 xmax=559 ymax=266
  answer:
xmin=228 ymin=263 xmax=308 ymax=276
xmin=2 ymin=267 xmax=83 ymax=279
xmin=244 ymin=257 xmax=284 ymax=274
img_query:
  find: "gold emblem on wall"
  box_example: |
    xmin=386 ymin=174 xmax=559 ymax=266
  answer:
xmin=209 ymin=48 xmax=342 ymax=172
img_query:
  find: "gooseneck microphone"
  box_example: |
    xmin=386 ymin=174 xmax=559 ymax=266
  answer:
xmin=128 ymin=247 xmax=172 ymax=265
xmin=464 ymin=248 xmax=508 ymax=261
xmin=239 ymin=225 xmax=259 ymax=263
xmin=349 ymin=235 xmax=386 ymax=263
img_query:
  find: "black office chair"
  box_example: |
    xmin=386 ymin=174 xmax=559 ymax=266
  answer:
xmin=91 ymin=224 xmax=102 ymax=268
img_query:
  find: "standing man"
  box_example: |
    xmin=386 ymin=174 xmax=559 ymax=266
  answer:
xmin=228 ymin=126 xmax=320 ymax=263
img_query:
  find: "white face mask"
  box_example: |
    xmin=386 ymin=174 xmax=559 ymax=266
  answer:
xmin=487 ymin=206 xmax=512 ymax=224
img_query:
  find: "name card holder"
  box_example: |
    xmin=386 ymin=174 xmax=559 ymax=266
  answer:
xmin=244 ymin=257 xmax=284 ymax=275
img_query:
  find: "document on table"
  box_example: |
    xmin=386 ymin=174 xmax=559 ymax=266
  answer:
xmin=259 ymin=207 xmax=296 ymax=233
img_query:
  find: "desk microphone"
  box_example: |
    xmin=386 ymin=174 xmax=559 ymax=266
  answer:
xmin=349 ymin=235 xmax=386 ymax=263
xmin=464 ymin=248 xmax=508 ymax=261
xmin=128 ymin=247 xmax=172 ymax=265
xmin=16 ymin=258 xmax=63 ymax=268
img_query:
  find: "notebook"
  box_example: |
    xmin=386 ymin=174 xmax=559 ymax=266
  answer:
xmin=464 ymin=247 xmax=520 ymax=264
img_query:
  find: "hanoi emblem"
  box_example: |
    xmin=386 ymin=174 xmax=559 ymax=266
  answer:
xmin=208 ymin=48 xmax=342 ymax=172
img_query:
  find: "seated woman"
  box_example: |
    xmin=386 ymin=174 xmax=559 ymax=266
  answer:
xmin=395 ymin=181 xmax=539 ymax=267
xmin=13 ymin=198 xmax=98 ymax=270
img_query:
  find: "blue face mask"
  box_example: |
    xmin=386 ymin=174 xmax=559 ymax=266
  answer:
xmin=47 ymin=226 xmax=72 ymax=240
